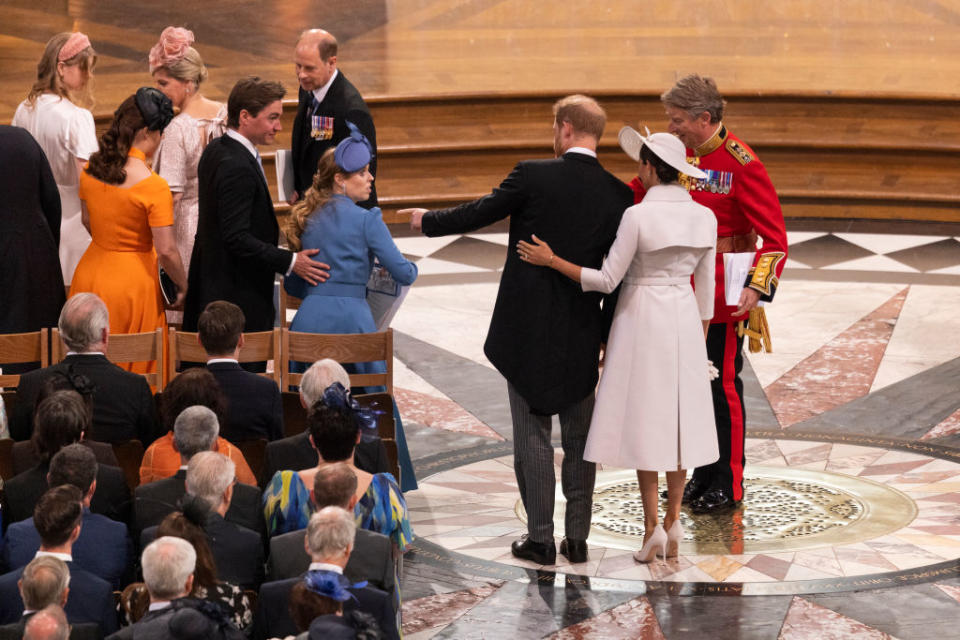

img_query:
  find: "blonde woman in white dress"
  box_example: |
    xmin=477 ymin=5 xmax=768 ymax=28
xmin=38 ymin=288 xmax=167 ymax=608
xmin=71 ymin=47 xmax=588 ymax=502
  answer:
xmin=518 ymin=128 xmax=719 ymax=563
xmin=148 ymin=27 xmax=227 ymax=323
xmin=12 ymin=32 xmax=98 ymax=284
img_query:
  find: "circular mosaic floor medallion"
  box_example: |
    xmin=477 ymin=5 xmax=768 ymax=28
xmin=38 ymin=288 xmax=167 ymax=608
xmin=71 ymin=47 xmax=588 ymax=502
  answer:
xmin=518 ymin=466 xmax=918 ymax=554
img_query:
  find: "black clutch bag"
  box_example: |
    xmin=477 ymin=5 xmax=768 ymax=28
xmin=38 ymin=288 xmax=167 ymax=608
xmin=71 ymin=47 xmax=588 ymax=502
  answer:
xmin=158 ymin=265 xmax=178 ymax=305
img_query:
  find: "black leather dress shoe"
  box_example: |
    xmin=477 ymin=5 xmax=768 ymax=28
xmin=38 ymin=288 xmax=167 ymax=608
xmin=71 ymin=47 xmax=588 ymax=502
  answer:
xmin=511 ymin=536 xmax=556 ymax=564
xmin=559 ymin=538 xmax=588 ymax=563
xmin=689 ymin=489 xmax=741 ymax=515
xmin=660 ymin=478 xmax=708 ymax=504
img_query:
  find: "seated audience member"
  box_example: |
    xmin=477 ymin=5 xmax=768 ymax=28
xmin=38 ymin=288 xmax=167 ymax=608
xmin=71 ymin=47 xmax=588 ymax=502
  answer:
xmin=262 ymin=384 xmax=412 ymax=550
xmin=4 ymin=444 xmax=131 ymax=587
xmin=0 ymin=486 xmax=117 ymax=634
xmin=267 ymin=463 xmax=395 ymax=607
xmin=108 ymin=536 xmax=243 ymax=640
xmin=0 ymin=559 xmax=99 ymax=640
xmin=11 ymin=372 xmax=118 ymax=475
xmin=22 ymin=605 xmax=73 ymax=640
xmin=197 ymin=301 xmax=283 ymax=442
xmin=122 ymin=507 xmax=253 ymax=630
xmin=253 ymin=507 xmax=397 ymax=640
xmin=142 ymin=452 xmax=263 ymax=589
xmin=289 ymin=579 xmax=384 ymax=640
xmin=135 ymin=407 xmax=263 ymax=537
xmin=11 ymin=293 xmax=157 ymax=444
xmin=140 ymin=369 xmax=256 ymax=486
xmin=4 ymin=391 xmax=130 ymax=524
xmin=263 ymin=358 xmax=389 ymax=482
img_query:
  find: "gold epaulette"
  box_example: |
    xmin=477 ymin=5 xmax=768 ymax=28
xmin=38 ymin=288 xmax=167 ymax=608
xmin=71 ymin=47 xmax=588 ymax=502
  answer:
xmin=725 ymin=138 xmax=754 ymax=165
xmin=738 ymin=307 xmax=772 ymax=353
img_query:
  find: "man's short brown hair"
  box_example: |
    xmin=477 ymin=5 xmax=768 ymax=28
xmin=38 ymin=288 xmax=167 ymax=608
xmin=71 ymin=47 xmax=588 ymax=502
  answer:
xmin=661 ymin=74 xmax=726 ymax=124
xmin=227 ymin=76 xmax=286 ymax=128
xmin=198 ymin=300 xmax=245 ymax=355
xmin=34 ymin=485 xmax=83 ymax=547
xmin=553 ymin=94 xmax=606 ymax=141
xmin=312 ymin=462 xmax=358 ymax=509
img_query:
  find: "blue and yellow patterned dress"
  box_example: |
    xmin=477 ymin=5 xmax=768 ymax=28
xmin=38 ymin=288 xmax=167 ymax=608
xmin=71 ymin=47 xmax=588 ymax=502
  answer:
xmin=262 ymin=469 xmax=413 ymax=551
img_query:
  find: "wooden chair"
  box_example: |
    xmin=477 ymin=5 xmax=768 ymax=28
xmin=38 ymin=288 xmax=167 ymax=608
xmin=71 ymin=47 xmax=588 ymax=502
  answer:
xmin=0 ymin=438 xmax=14 ymax=481
xmin=119 ymin=582 xmax=150 ymax=623
xmin=52 ymin=328 xmax=164 ymax=390
xmin=0 ymin=329 xmax=48 ymax=387
xmin=279 ymin=286 xmax=302 ymax=328
xmin=281 ymin=329 xmax=394 ymax=393
xmin=354 ymin=392 xmax=397 ymax=441
xmin=381 ymin=439 xmax=401 ymax=487
xmin=234 ymin=438 xmax=267 ymax=485
xmin=167 ymin=328 xmax=282 ymax=385
xmin=112 ymin=439 xmax=145 ymax=491
xmin=282 ymin=391 xmax=308 ymax=438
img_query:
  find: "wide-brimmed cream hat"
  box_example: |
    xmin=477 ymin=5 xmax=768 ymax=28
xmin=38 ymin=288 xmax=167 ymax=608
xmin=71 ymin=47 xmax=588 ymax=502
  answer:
xmin=618 ymin=125 xmax=707 ymax=179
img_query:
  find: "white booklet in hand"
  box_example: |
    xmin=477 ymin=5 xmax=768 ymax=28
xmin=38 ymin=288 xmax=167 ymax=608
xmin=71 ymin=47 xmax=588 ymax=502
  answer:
xmin=367 ymin=263 xmax=410 ymax=331
xmin=724 ymin=251 xmax=755 ymax=306
xmin=275 ymin=149 xmax=296 ymax=203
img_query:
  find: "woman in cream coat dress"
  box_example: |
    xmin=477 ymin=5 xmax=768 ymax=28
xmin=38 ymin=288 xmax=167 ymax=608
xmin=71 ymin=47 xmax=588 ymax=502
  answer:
xmin=518 ymin=127 xmax=718 ymax=563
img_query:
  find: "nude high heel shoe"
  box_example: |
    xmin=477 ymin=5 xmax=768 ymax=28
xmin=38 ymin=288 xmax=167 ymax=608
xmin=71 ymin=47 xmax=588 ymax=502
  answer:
xmin=665 ymin=520 xmax=684 ymax=558
xmin=633 ymin=524 xmax=667 ymax=563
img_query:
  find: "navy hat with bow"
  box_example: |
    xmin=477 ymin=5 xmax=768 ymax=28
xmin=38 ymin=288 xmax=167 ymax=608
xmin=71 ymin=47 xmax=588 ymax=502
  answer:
xmin=333 ymin=121 xmax=373 ymax=172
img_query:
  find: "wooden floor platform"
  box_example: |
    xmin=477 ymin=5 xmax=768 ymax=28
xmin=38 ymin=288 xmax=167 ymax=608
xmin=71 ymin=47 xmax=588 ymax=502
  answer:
xmin=3 ymin=0 xmax=959 ymax=224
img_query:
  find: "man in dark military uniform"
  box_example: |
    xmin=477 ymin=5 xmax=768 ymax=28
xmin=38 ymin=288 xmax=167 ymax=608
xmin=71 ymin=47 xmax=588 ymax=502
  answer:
xmin=632 ymin=74 xmax=788 ymax=514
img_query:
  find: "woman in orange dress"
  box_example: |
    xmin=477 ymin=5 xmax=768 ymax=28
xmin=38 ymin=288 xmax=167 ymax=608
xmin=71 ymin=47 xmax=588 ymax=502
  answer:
xmin=70 ymin=88 xmax=185 ymax=376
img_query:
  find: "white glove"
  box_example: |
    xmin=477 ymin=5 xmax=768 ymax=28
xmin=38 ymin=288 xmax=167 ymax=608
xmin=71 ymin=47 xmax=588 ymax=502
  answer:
xmin=707 ymin=359 xmax=720 ymax=381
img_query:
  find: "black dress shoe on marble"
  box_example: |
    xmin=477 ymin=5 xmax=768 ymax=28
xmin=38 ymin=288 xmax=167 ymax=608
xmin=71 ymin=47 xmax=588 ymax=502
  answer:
xmin=559 ymin=538 xmax=588 ymax=563
xmin=689 ymin=489 xmax=741 ymax=515
xmin=660 ymin=478 xmax=708 ymax=504
xmin=511 ymin=536 xmax=556 ymax=564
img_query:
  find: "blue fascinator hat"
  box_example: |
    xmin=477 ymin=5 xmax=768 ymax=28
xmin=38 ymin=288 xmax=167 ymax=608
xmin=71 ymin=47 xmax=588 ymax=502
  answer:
xmin=320 ymin=382 xmax=381 ymax=442
xmin=333 ymin=121 xmax=373 ymax=172
xmin=304 ymin=569 xmax=367 ymax=602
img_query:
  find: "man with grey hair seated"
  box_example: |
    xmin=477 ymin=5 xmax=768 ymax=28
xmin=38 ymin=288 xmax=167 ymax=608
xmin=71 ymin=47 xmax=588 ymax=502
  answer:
xmin=22 ymin=605 xmax=70 ymax=640
xmin=253 ymin=507 xmax=398 ymax=640
xmin=0 ymin=557 xmax=100 ymax=640
xmin=135 ymin=407 xmax=263 ymax=537
xmin=141 ymin=451 xmax=263 ymax=588
xmin=4 ymin=444 xmax=131 ymax=587
xmin=263 ymin=358 xmax=389 ymax=480
xmin=267 ymin=462 xmax=395 ymax=609
xmin=11 ymin=292 xmax=156 ymax=444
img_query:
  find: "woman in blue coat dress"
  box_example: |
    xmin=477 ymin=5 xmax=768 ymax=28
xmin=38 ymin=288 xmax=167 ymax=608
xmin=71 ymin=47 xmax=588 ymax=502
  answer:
xmin=284 ymin=123 xmax=419 ymax=489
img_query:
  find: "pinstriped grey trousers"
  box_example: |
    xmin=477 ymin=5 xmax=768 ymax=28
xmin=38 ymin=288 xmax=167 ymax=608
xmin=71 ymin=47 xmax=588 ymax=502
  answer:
xmin=507 ymin=383 xmax=596 ymax=544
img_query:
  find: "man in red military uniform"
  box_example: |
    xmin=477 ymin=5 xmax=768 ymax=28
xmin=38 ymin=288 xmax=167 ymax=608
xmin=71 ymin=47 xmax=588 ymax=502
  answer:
xmin=632 ymin=74 xmax=788 ymax=514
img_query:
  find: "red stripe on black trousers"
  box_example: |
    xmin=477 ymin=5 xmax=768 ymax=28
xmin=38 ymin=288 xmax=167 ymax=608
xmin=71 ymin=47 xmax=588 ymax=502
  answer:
xmin=692 ymin=322 xmax=746 ymax=501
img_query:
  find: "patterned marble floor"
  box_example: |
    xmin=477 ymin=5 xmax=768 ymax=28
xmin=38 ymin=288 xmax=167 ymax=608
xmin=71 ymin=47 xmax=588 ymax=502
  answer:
xmin=390 ymin=218 xmax=960 ymax=639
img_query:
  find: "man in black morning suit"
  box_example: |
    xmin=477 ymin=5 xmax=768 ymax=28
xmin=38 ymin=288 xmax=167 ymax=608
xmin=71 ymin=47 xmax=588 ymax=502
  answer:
xmin=405 ymin=96 xmax=632 ymax=565
xmin=291 ymin=29 xmax=377 ymax=207
xmin=11 ymin=293 xmax=156 ymax=444
xmin=182 ymin=77 xmax=328 ymax=335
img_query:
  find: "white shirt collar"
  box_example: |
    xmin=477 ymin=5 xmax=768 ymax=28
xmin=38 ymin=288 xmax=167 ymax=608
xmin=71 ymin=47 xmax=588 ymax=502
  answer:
xmin=35 ymin=551 xmax=72 ymax=562
xmin=565 ymin=146 xmax=597 ymax=158
xmin=308 ymin=562 xmax=343 ymax=574
xmin=312 ymin=69 xmax=339 ymax=105
xmin=148 ymin=601 xmax=172 ymax=612
xmin=225 ymin=128 xmax=259 ymax=159
xmin=65 ymin=351 xmax=104 ymax=356
xmin=206 ymin=358 xmax=239 ymax=365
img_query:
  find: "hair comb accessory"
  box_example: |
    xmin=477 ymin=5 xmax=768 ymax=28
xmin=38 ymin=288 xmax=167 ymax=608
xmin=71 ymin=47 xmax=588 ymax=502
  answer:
xmin=304 ymin=570 xmax=366 ymax=602
xmin=333 ymin=121 xmax=373 ymax=173
xmin=135 ymin=86 xmax=175 ymax=133
xmin=178 ymin=494 xmax=211 ymax=526
xmin=149 ymin=26 xmax=195 ymax=73
xmin=63 ymin=364 xmax=98 ymax=396
xmin=58 ymin=32 xmax=91 ymax=62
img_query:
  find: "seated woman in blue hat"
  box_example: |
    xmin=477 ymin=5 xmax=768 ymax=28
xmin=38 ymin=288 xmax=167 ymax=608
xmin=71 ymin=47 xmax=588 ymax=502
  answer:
xmin=283 ymin=123 xmax=419 ymax=491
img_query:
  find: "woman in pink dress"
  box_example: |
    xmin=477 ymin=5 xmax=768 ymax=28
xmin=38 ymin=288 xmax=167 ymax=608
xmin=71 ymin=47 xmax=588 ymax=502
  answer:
xmin=148 ymin=27 xmax=227 ymax=324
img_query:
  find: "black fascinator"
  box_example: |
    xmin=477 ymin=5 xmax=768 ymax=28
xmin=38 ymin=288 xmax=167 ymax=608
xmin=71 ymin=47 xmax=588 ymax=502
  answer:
xmin=134 ymin=86 xmax=175 ymax=133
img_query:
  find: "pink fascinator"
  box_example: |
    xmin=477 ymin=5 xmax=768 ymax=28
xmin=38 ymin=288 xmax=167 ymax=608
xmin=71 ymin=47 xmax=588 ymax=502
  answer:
xmin=148 ymin=26 xmax=195 ymax=73
xmin=58 ymin=32 xmax=91 ymax=62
